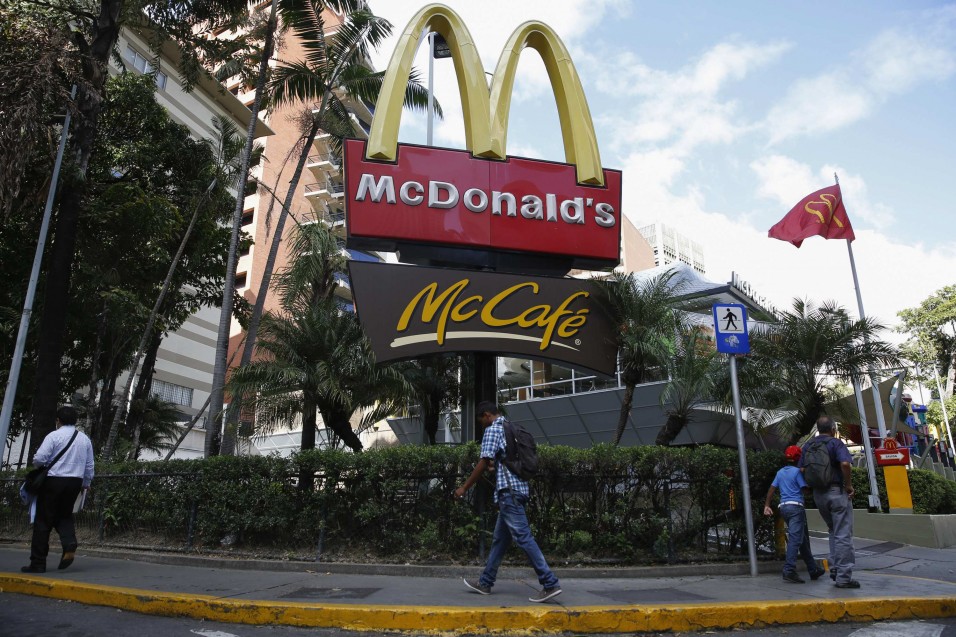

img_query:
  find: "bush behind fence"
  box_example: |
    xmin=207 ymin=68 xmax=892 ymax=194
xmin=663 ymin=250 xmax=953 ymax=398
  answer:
xmin=3 ymin=444 xmax=952 ymax=564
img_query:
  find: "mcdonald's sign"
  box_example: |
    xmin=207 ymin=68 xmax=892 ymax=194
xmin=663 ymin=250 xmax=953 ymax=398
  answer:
xmin=345 ymin=4 xmax=622 ymax=272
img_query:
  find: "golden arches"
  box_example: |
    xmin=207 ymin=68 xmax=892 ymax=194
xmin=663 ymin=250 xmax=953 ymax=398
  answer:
xmin=366 ymin=3 xmax=605 ymax=186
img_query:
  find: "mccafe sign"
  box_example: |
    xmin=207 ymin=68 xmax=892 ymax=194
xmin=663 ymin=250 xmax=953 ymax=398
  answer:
xmin=348 ymin=262 xmax=617 ymax=376
xmin=345 ymin=4 xmax=622 ymax=271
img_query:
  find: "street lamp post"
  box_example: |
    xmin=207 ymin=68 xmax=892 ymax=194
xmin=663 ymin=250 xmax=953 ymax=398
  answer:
xmin=0 ymin=87 xmax=76 ymax=458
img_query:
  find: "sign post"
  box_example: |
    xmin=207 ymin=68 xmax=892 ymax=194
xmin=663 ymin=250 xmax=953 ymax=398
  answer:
xmin=876 ymin=437 xmax=913 ymax=513
xmin=713 ymin=303 xmax=757 ymax=577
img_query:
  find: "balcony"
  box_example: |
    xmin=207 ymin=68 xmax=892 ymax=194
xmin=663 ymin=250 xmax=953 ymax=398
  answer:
xmin=307 ymin=152 xmax=341 ymax=180
xmin=303 ymin=179 xmax=345 ymax=209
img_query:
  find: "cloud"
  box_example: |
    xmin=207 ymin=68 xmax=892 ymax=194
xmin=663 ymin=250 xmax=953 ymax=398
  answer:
xmin=764 ymin=74 xmax=872 ymax=144
xmin=764 ymin=6 xmax=956 ymax=144
xmin=592 ymin=40 xmax=789 ymax=154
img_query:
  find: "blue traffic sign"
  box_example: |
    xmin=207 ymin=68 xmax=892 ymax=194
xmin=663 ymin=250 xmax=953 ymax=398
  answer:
xmin=713 ymin=303 xmax=750 ymax=355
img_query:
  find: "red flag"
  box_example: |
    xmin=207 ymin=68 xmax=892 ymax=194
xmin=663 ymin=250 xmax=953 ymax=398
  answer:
xmin=768 ymin=184 xmax=855 ymax=248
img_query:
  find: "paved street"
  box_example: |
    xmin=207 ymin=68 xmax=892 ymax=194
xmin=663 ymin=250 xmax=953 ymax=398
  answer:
xmin=2 ymin=531 xmax=955 ymax=635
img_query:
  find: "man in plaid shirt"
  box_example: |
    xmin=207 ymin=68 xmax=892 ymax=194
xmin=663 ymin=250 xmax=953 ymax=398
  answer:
xmin=454 ymin=401 xmax=561 ymax=603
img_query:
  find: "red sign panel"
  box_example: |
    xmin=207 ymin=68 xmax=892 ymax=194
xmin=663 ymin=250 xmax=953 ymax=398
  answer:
xmin=344 ymin=139 xmax=622 ymax=269
xmin=875 ymin=447 xmax=910 ymax=467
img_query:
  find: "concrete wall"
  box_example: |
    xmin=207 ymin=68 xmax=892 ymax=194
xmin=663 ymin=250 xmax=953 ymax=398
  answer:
xmin=807 ymin=509 xmax=956 ymax=549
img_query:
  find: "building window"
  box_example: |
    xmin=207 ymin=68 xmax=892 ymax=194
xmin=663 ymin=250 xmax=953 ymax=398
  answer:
xmin=152 ymin=379 xmax=193 ymax=407
xmin=125 ymin=45 xmax=168 ymax=90
xmin=241 ymin=209 xmax=254 ymax=226
xmin=235 ymin=272 xmax=248 ymax=289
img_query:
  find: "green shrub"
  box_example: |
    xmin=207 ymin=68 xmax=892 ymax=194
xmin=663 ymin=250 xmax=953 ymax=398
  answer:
xmin=16 ymin=445 xmax=951 ymax=563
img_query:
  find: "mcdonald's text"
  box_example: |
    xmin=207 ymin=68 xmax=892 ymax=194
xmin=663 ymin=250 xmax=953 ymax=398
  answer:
xmin=345 ymin=140 xmax=623 ymax=268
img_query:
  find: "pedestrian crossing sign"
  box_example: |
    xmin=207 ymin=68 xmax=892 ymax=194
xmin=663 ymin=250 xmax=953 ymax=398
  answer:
xmin=712 ymin=303 xmax=749 ymax=354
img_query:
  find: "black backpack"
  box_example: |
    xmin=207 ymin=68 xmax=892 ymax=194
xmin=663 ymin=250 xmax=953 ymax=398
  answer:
xmin=500 ymin=419 xmax=539 ymax=481
xmin=802 ymin=438 xmax=834 ymax=488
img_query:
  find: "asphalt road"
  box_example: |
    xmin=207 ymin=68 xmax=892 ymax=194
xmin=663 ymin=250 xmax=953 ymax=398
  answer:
xmin=2 ymin=593 xmax=955 ymax=637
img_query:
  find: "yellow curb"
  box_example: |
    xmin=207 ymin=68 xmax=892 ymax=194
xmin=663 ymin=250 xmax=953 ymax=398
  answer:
xmin=1 ymin=574 xmax=955 ymax=634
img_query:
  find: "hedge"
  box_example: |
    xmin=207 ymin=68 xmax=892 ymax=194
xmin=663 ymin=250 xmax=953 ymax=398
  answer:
xmin=2 ymin=445 xmax=954 ymax=564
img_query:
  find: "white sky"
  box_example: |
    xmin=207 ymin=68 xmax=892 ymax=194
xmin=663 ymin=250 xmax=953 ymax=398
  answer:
xmin=366 ymin=1 xmax=956 ymax=342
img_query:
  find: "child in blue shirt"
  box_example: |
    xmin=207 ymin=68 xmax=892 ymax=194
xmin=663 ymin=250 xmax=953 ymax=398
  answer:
xmin=763 ymin=445 xmax=826 ymax=583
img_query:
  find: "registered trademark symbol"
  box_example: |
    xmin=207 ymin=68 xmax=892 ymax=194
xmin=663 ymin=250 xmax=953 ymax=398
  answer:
xmin=575 ymin=339 xmax=581 ymax=346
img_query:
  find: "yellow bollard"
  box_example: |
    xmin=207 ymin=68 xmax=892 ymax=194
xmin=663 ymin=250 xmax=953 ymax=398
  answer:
xmin=774 ymin=514 xmax=787 ymax=557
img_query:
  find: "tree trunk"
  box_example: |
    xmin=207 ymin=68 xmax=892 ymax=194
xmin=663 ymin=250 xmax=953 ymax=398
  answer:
xmin=317 ymin=402 xmax=363 ymax=452
xmin=655 ymin=414 xmax=686 ymax=446
xmin=221 ymin=118 xmax=321 ymax=454
xmin=127 ymin=333 xmax=161 ymax=460
xmin=207 ymin=0 xmax=279 ymax=458
xmin=301 ymin=400 xmax=317 ymax=451
xmin=613 ymin=383 xmax=636 ymax=446
xmin=28 ymin=0 xmax=121 ymax=461
xmin=82 ymin=305 xmax=107 ymax=443
xmin=423 ymin=399 xmax=440 ymax=445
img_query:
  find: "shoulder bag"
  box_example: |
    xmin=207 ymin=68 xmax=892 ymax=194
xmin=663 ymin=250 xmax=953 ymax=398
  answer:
xmin=23 ymin=430 xmax=79 ymax=495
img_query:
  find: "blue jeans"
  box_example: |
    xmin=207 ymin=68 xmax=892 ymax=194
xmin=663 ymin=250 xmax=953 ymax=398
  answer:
xmin=479 ymin=491 xmax=559 ymax=590
xmin=779 ymin=504 xmax=817 ymax=575
xmin=813 ymin=485 xmax=855 ymax=583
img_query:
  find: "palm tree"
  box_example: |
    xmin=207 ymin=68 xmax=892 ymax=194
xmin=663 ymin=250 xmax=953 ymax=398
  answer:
xmin=744 ymin=298 xmax=899 ymax=442
xmin=656 ymin=328 xmax=720 ymax=446
xmin=125 ymin=395 xmax=183 ymax=460
xmin=226 ymin=223 xmax=410 ymax=452
xmin=598 ymin=269 xmax=688 ymax=445
xmin=209 ymin=0 xmax=435 ymax=456
xmin=399 ymin=355 xmax=462 ymax=445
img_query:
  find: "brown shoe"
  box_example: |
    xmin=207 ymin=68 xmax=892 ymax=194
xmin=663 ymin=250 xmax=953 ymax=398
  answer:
xmin=58 ymin=551 xmax=75 ymax=570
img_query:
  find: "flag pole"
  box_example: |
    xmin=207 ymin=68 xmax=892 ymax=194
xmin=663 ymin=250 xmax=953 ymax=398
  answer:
xmin=838 ymin=173 xmax=889 ymax=442
xmin=839 ymin=172 xmax=887 ymax=511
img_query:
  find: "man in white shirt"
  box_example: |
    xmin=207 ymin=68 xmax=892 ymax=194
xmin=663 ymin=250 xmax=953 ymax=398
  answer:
xmin=22 ymin=405 xmax=95 ymax=573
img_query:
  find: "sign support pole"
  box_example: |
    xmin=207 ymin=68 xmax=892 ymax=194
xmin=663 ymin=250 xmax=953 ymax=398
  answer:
xmin=852 ymin=377 xmax=882 ymax=511
xmin=729 ymin=354 xmax=758 ymax=577
xmin=713 ymin=303 xmax=756 ymax=577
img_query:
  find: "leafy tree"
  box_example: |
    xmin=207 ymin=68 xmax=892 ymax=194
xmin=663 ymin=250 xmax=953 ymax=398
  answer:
xmin=744 ymin=299 xmax=899 ymax=442
xmin=227 ymin=223 xmax=410 ymax=452
xmin=3 ymin=0 xmax=250 ymax=460
xmin=897 ymin=285 xmax=956 ymax=397
xmin=598 ymin=269 xmax=688 ymax=446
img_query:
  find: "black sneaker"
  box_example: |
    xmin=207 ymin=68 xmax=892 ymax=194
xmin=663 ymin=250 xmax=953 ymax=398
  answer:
xmin=835 ymin=580 xmax=861 ymax=589
xmin=809 ymin=568 xmax=827 ymax=581
xmin=20 ymin=565 xmax=45 ymax=573
xmin=463 ymin=578 xmax=490 ymax=595
xmin=529 ymin=586 xmax=562 ymax=603
xmin=782 ymin=571 xmax=805 ymax=584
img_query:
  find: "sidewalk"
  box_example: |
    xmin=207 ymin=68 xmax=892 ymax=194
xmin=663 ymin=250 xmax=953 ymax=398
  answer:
xmin=2 ymin=534 xmax=955 ymax=634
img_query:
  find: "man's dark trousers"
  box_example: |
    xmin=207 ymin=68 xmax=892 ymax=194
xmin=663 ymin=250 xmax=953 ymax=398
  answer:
xmin=30 ymin=476 xmax=82 ymax=569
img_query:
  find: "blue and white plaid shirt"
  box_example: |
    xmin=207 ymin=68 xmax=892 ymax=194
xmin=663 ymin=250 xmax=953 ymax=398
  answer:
xmin=480 ymin=416 xmax=530 ymax=502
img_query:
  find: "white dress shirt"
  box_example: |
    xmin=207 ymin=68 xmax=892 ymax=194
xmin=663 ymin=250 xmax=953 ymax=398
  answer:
xmin=33 ymin=425 xmax=95 ymax=487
